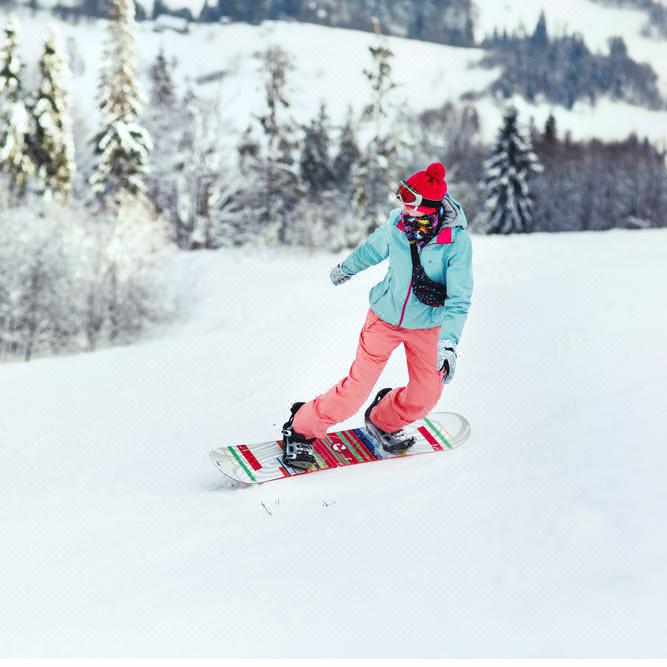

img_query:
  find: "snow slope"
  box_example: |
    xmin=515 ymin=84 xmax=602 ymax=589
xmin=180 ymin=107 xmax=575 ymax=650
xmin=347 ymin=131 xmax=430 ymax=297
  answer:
xmin=1 ymin=229 xmax=666 ymax=657
xmin=7 ymin=8 xmax=667 ymax=149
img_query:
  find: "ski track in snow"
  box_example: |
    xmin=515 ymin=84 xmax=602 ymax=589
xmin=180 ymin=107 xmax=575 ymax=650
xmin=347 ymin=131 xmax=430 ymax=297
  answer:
xmin=1 ymin=229 xmax=666 ymax=656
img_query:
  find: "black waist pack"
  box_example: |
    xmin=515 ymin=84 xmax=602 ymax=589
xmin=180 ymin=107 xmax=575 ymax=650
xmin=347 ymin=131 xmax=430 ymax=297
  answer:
xmin=410 ymin=243 xmax=447 ymax=307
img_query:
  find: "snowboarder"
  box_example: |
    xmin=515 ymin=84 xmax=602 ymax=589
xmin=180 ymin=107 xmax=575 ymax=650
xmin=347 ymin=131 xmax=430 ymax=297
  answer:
xmin=282 ymin=162 xmax=473 ymax=469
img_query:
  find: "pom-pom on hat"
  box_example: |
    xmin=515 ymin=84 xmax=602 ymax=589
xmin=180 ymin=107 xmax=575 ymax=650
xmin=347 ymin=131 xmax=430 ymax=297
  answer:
xmin=405 ymin=162 xmax=447 ymax=213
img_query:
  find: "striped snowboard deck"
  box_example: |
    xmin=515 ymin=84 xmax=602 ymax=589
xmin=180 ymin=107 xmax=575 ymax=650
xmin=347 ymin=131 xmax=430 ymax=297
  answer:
xmin=210 ymin=411 xmax=470 ymax=484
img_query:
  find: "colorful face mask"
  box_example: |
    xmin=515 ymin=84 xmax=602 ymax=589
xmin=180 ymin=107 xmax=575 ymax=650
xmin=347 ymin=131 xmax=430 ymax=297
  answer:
xmin=401 ymin=210 xmax=439 ymax=246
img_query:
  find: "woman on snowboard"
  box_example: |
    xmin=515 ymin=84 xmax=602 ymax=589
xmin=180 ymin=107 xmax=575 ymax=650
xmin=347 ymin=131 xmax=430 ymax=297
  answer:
xmin=282 ymin=162 xmax=473 ymax=469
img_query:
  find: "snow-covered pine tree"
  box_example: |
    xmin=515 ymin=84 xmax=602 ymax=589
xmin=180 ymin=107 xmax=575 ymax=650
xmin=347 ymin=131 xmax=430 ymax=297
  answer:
xmin=479 ymin=106 xmax=544 ymax=234
xmin=351 ymin=19 xmax=403 ymax=233
xmin=0 ymin=18 xmax=21 ymax=113
xmin=31 ymin=26 xmax=76 ymax=202
xmin=300 ymin=102 xmax=335 ymax=203
xmin=0 ymin=17 xmax=34 ymax=205
xmin=205 ymin=165 xmax=246 ymax=248
xmin=169 ymin=83 xmax=198 ymax=246
xmin=332 ymin=104 xmax=360 ymax=193
xmin=90 ymin=0 xmax=152 ymax=204
xmin=150 ymin=81 xmax=237 ymax=250
xmin=231 ymin=124 xmax=266 ymax=245
xmin=149 ymin=48 xmax=176 ymax=109
xmin=202 ymin=125 xmax=251 ymax=248
xmin=175 ymin=87 xmax=225 ymax=250
xmin=284 ymin=101 xmax=352 ymax=248
xmin=144 ymin=49 xmax=182 ymax=235
xmin=252 ymin=44 xmax=302 ymax=244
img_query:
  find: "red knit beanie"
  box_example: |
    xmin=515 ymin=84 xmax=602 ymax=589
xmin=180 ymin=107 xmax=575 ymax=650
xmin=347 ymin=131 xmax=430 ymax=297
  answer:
xmin=405 ymin=162 xmax=447 ymax=213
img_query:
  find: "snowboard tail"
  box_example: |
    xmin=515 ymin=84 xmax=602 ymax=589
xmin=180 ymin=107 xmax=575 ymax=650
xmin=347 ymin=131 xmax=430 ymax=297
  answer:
xmin=210 ymin=411 xmax=470 ymax=485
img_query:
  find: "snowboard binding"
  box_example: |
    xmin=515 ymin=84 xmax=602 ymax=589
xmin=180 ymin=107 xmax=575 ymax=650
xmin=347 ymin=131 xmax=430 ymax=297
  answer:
xmin=364 ymin=388 xmax=416 ymax=453
xmin=282 ymin=402 xmax=316 ymax=470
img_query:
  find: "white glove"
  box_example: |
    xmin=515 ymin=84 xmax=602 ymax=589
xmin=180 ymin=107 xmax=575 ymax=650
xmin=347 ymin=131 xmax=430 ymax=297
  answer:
xmin=437 ymin=339 xmax=457 ymax=384
xmin=330 ymin=263 xmax=353 ymax=286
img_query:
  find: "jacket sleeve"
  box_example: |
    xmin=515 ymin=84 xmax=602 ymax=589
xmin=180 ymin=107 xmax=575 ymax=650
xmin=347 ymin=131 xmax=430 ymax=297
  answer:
xmin=340 ymin=215 xmax=393 ymax=275
xmin=437 ymin=229 xmax=473 ymax=345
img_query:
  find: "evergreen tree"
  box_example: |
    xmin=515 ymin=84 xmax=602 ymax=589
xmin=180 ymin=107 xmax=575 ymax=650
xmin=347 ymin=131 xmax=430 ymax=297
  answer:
xmin=0 ymin=17 xmax=34 ymax=204
xmin=172 ymin=85 xmax=198 ymax=246
xmin=299 ymin=102 xmax=335 ymax=202
xmin=332 ymin=105 xmax=360 ymax=192
xmin=543 ymin=112 xmax=557 ymax=143
xmin=149 ymin=48 xmax=176 ymax=108
xmin=90 ymin=0 xmax=152 ymax=204
xmin=479 ymin=106 xmax=543 ymax=234
xmin=295 ymin=102 xmax=357 ymax=249
xmin=199 ymin=1 xmax=222 ymax=22
xmin=144 ymin=49 xmax=180 ymax=233
xmin=351 ymin=22 xmax=402 ymax=231
xmin=31 ymin=26 xmax=76 ymax=202
xmin=607 ymin=36 xmax=628 ymax=99
xmin=233 ymin=124 xmax=266 ymax=246
xmin=173 ymin=86 xmax=224 ymax=250
xmin=252 ymin=44 xmax=302 ymax=243
xmin=531 ymin=10 xmax=548 ymax=48
xmin=562 ymin=34 xmax=589 ymax=109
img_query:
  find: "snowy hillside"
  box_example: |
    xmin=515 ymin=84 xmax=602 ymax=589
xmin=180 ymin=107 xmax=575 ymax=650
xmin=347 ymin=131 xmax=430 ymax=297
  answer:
xmin=475 ymin=0 xmax=654 ymax=59
xmin=7 ymin=7 xmax=667 ymax=148
xmin=1 ymin=228 xmax=666 ymax=657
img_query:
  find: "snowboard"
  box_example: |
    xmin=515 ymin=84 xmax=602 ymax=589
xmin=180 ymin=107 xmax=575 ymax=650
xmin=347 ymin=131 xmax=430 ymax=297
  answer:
xmin=209 ymin=411 xmax=470 ymax=485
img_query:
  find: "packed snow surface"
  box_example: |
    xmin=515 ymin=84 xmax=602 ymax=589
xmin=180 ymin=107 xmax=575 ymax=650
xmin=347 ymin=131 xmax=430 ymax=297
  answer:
xmin=1 ymin=228 xmax=666 ymax=657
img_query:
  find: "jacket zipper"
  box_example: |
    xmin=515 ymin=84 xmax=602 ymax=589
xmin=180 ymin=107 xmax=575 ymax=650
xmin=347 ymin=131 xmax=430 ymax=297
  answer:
xmin=398 ymin=245 xmax=420 ymax=327
xmin=398 ymin=283 xmax=412 ymax=327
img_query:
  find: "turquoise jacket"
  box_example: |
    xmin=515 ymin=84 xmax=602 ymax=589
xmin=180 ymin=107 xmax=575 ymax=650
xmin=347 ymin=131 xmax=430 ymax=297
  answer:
xmin=341 ymin=194 xmax=473 ymax=345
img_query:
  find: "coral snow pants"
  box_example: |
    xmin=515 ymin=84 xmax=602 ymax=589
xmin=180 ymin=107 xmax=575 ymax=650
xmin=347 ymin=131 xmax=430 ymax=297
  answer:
xmin=293 ymin=308 xmax=446 ymax=440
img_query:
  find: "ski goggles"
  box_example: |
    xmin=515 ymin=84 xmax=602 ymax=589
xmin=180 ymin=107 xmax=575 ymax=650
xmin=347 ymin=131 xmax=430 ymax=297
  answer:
xmin=395 ymin=180 xmax=443 ymax=210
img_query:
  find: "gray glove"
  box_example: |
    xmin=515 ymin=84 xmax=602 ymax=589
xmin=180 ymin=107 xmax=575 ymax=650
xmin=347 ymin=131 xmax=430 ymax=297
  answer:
xmin=330 ymin=263 xmax=352 ymax=286
xmin=437 ymin=339 xmax=457 ymax=384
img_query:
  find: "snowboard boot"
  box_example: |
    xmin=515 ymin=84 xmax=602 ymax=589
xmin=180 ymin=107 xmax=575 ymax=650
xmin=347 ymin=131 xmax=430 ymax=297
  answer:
xmin=364 ymin=388 xmax=416 ymax=453
xmin=282 ymin=402 xmax=316 ymax=470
